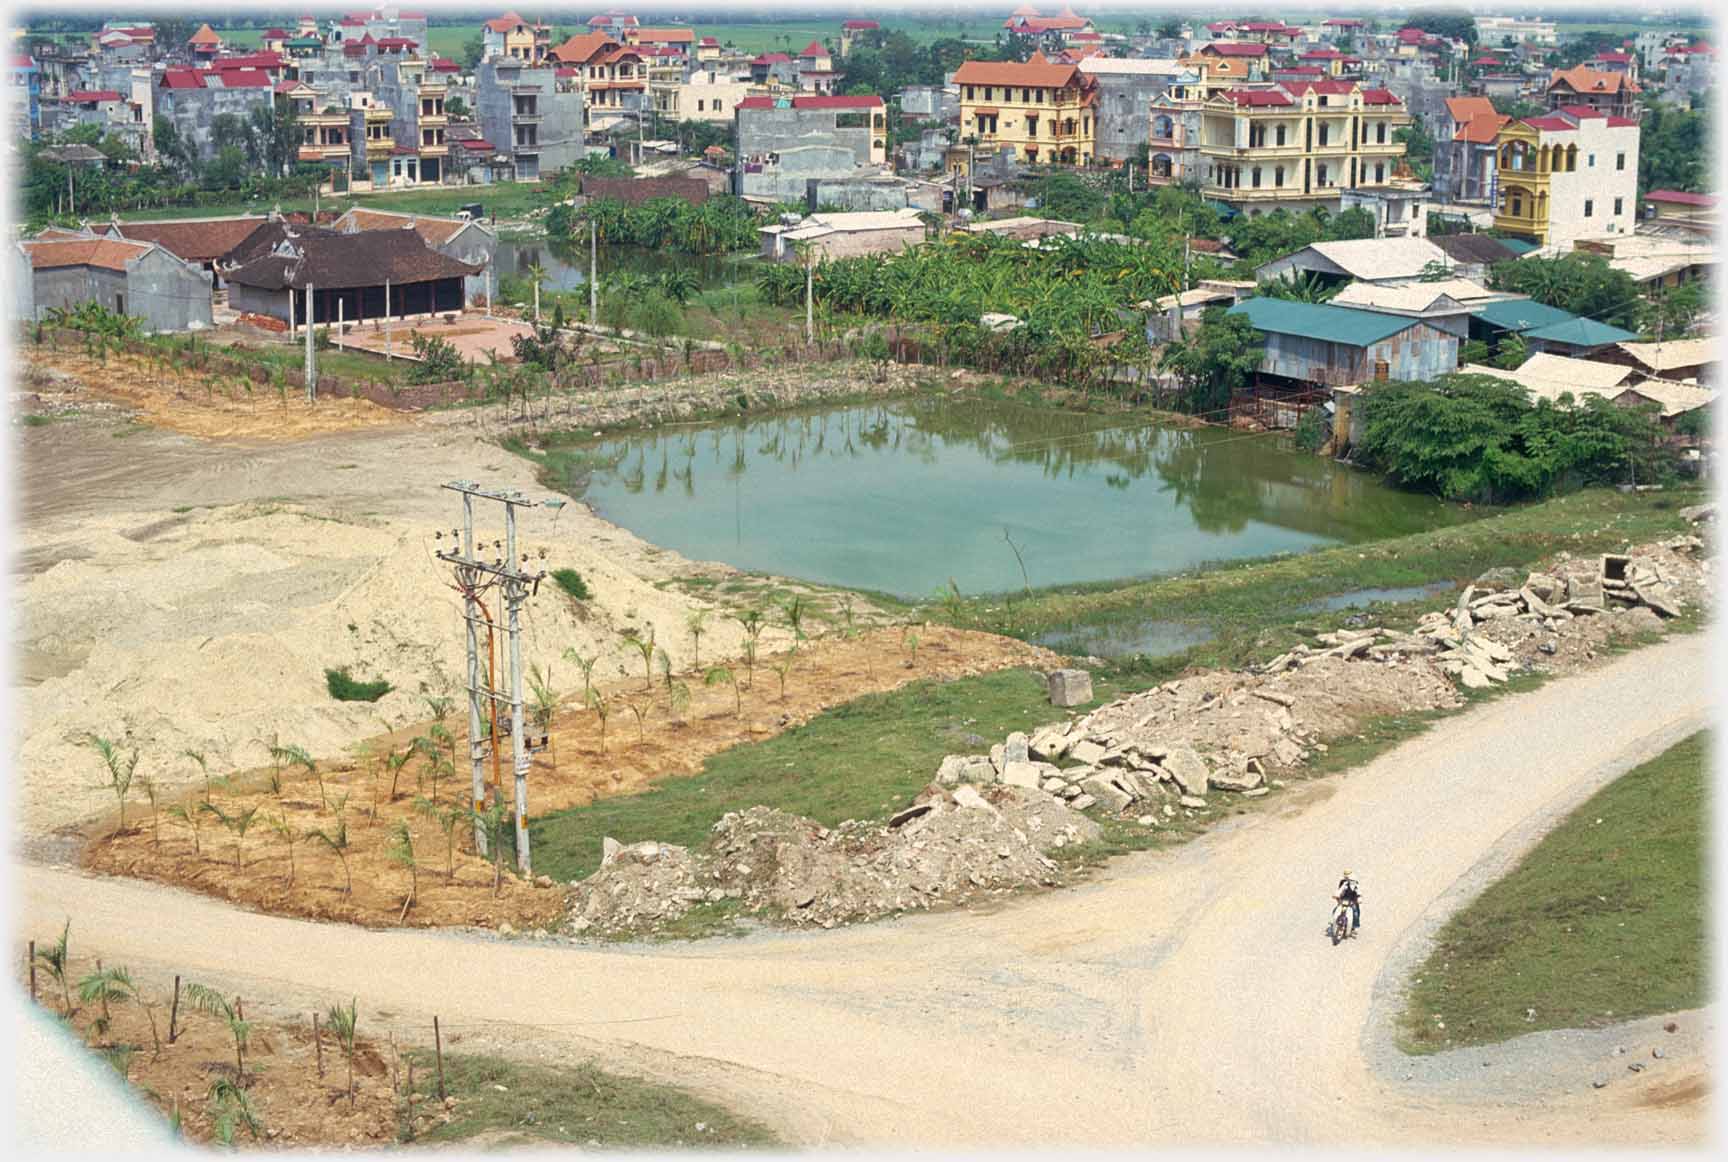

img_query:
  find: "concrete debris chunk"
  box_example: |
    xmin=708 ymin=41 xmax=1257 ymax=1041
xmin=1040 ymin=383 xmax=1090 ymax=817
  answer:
xmin=1162 ymin=746 xmax=1211 ymax=796
xmin=1004 ymin=731 xmax=1030 ymax=765
xmin=1047 ymin=668 xmax=1094 ymax=707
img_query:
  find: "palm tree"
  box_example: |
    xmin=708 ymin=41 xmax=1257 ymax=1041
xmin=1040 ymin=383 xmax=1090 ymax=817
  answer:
xmin=35 ymin=920 xmax=74 ymax=1015
xmin=199 ymin=801 xmax=260 ymax=871
xmin=684 ymin=610 xmax=710 ymax=669
xmin=167 ymin=802 xmax=205 ymax=855
xmin=414 ymin=796 xmax=463 ymax=881
xmin=386 ymin=820 xmax=419 ymax=922
xmin=86 ymin=734 xmax=138 ymax=835
xmin=266 ymin=813 xmax=301 ymax=887
xmin=324 ymin=997 xmax=359 ymax=1104
xmin=561 ymin=648 xmax=599 ymax=704
xmin=628 ymin=626 xmax=656 ymax=691
xmin=308 ymin=815 xmax=353 ymax=895
xmin=184 ymin=984 xmax=251 ymax=1076
xmin=705 ymin=665 xmax=741 ymax=716
xmin=586 ymin=687 xmax=610 ymax=755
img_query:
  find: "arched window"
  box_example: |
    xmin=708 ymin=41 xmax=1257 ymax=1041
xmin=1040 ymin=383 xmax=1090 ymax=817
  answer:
xmin=1566 ymin=144 xmax=1578 ymax=171
xmin=1538 ymin=144 xmax=1551 ymax=172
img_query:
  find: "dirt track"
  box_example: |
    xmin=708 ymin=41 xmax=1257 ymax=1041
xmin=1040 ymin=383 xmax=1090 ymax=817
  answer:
xmin=18 ymin=634 xmax=1710 ymax=1147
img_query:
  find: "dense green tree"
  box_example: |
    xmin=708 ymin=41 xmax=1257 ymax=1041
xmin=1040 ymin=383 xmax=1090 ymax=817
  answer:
xmin=1357 ymin=373 xmax=1672 ymax=502
xmin=1638 ymin=100 xmax=1709 ymax=195
xmin=1158 ymin=306 xmax=1264 ymax=417
xmin=1487 ymin=253 xmax=1645 ymax=331
xmin=1401 ymin=10 xmax=1477 ymax=45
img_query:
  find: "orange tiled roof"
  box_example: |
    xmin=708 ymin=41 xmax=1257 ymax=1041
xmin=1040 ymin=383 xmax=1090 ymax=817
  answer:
xmin=1549 ymin=65 xmax=1640 ymax=95
xmin=21 ymin=238 xmax=152 ymax=271
xmin=548 ymin=31 xmax=616 ymax=64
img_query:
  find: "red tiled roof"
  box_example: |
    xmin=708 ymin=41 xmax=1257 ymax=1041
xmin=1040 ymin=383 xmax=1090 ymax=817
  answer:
xmin=698 ymin=37 xmax=719 ymax=46
xmin=842 ymin=20 xmax=879 ymax=30
xmin=549 ymin=31 xmax=618 ymax=64
xmin=110 ymin=216 xmax=271 ymax=262
xmin=375 ymin=37 xmax=417 ymax=48
xmin=212 ymin=52 xmax=284 ymax=70
xmin=954 ymin=54 xmax=1083 ymax=87
xmin=160 ymin=69 xmax=205 ymax=89
xmin=1004 ymin=16 xmax=1090 ymax=32
xmin=1647 ymin=190 xmax=1716 ymax=206
xmin=484 ymin=13 xmax=524 ymax=34
xmin=1275 ymin=67 xmax=1326 ymax=77
xmin=1221 ymin=87 xmax=1293 ymax=107
xmin=1549 ymin=66 xmax=1639 ymax=95
xmin=799 ymin=40 xmax=828 ymax=57
xmin=1521 ymin=115 xmax=1574 ymax=131
xmin=1555 ymin=104 xmax=1610 ymax=120
xmin=188 ymin=24 xmax=221 ymax=46
xmin=66 ymin=89 xmax=123 ymax=102
xmin=21 ymin=238 xmax=153 ymax=271
xmin=1281 ymin=79 xmax=1356 ymax=97
xmin=264 ymin=28 xmax=289 ymax=38
xmin=750 ymin=52 xmax=792 ymax=64
xmin=1606 ymin=116 xmax=1639 ymax=127
xmin=1301 ymin=48 xmax=1342 ymax=59
xmin=1454 ymin=112 xmax=1509 ymax=144
xmin=1595 ymin=51 xmax=1633 ymax=63
xmin=213 ymin=69 xmax=273 ymax=88
xmin=429 ymin=57 xmax=460 ymax=72
xmin=1360 ymin=88 xmax=1401 ymax=105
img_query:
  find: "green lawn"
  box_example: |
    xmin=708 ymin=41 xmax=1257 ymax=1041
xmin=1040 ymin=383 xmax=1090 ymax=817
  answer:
xmin=526 ymin=665 xmax=1158 ymax=884
xmin=1397 ymin=732 xmax=1709 ymax=1053
xmin=404 ymin=1051 xmax=777 ymax=1148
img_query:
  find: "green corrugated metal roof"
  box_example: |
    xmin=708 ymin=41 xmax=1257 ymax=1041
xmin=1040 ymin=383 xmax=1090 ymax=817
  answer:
xmin=1500 ymin=238 xmax=1541 ymax=256
xmin=1473 ymin=298 xmax=1576 ymax=332
xmin=1226 ymin=297 xmax=1414 ymax=347
xmin=1523 ymin=317 xmax=1639 ymax=347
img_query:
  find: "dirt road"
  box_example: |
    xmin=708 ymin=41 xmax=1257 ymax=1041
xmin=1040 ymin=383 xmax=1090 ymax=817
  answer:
xmin=17 ymin=634 xmax=1710 ymax=1147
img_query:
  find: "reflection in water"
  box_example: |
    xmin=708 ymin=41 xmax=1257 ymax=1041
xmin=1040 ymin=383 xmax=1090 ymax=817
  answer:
xmin=563 ymin=399 xmax=1473 ymax=598
xmin=1034 ymin=619 xmax=1215 ymax=660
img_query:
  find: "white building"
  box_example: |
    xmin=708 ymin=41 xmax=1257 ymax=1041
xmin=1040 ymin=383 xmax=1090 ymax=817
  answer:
xmin=1492 ymin=106 xmax=1640 ymax=249
xmin=1474 ymin=16 xmax=1558 ymax=48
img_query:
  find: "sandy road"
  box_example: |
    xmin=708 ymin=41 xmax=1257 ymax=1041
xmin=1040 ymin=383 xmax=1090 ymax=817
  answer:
xmin=16 ymin=634 xmax=1710 ymax=1147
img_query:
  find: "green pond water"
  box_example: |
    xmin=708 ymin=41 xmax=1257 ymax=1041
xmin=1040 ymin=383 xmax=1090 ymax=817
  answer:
xmin=557 ymin=398 xmax=1474 ymax=599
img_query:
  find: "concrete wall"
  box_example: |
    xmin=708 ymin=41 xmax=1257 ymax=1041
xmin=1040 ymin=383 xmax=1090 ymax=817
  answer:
xmin=230 ymin=281 xmax=293 ymax=323
xmin=476 ymin=58 xmax=584 ymax=181
xmin=899 ymin=85 xmax=957 ymax=121
xmin=737 ymin=143 xmax=865 ymax=200
xmin=737 ymin=105 xmax=876 ymax=169
xmin=1091 ymin=73 xmax=1180 ymax=162
xmin=806 ymin=178 xmax=909 ymax=212
xmin=13 ymin=248 xmax=211 ymax=331
xmin=156 ymin=84 xmax=274 ymax=162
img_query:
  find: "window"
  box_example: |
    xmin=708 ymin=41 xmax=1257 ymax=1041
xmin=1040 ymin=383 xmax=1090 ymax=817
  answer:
xmin=1275 ymin=124 xmax=1286 ymax=146
xmin=1511 ymin=193 xmax=1523 ymax=215
xmin=696 ymin=99 xmax=704 ymax=111
xmin=1274 ymin=164 xmax=1284 ymax=186
xmin=1616 ymin=151 xmax=1626 ymax=170
xmin=1375 ymin=162 xmax=1384 ymax=182
xmin=1614 ymin=196 xmax=1623 ymax=215
xmin=1317 ymin=163 xmax=1329 ymax=185
xmin=1376 ymin=122 xmax=1386 ymax=143
xmin=1587 ymin=153 xmax=1596 ymax=167
xmin=1035 ymin=88 xmax=1044 ymax=103
xmin=1318 ymin=123 xmax=1329 ymax=146
xmin=1252 ymin=166 xmax=1262 ymax=187
xmin=965 ymin=85 xmax=973 ymax=100
xmin=1584 ymin=198 xmax=1594 ymax=217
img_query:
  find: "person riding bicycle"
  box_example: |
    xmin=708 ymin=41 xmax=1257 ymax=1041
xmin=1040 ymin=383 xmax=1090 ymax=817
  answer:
xmin=1335 ymin=871 xmax=1362 ymax=936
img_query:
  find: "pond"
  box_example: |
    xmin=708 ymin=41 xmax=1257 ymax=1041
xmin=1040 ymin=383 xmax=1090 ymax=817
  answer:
xmin=494 ymin=239 xmax=750 ymax=292
xmin=556 ymin=398 xmax=1475 ymax=600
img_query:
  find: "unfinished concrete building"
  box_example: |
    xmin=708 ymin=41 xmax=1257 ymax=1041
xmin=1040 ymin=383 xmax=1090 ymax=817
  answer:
xmin=475 ymin=56 xmax=584 ymax=181
xmin=734 ymin=94 xmax=886 ymax=200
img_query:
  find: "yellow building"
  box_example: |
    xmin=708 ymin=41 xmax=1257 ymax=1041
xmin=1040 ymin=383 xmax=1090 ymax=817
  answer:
xmin=1195 ymin=80 xmax=1410 ymax=216
xmin=953 ymin=50 xmax=1099 ymax=166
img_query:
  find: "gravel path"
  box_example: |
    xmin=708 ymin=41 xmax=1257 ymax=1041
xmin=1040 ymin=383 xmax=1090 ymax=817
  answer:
xmin=16 ymin=634 xmax=1710 ymax=1147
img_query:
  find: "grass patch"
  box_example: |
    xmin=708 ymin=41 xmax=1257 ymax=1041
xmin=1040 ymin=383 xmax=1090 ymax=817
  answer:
xmin=942 ymin=487 xmax=1704 ymax=675
xmin=404 ymin=1051 xmax=776 ymax=1148
xmin=551 ymin=568 xmax=591 ymax=601
xmin=325 ymin=667 xmax=394 ymax=703
xmin=19 ymin=413 xmax=58 ymax=427
xmin=527 ymin=666 xmax=1157 ymax=883
xmin=1396 ymin=731 xmax=1709 ymax=1053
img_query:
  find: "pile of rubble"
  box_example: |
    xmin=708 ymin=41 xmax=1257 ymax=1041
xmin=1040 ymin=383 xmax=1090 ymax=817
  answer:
xmin=566 ymin=783 xmax=1100 ymax=935
xmin=564 ymin=530 xmax=1709 ymax=937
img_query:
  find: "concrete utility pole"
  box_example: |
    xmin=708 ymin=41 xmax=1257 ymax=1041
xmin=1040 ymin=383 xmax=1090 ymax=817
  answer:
xmin=588 ymin=217 xmax=598 ymax=326
xmin=303 ymin=282 xmax=316 ymax=401
xmin=435 ymin=482 xmax=553 ymax=874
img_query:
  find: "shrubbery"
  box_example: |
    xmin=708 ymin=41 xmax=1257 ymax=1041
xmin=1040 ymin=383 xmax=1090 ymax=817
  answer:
xmin=1356 ymin=373 xmax=1675 ymax=503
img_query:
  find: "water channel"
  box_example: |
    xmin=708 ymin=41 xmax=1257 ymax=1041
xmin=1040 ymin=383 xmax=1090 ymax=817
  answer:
xmin=558 ymin=398 xmax=1475 ymax=600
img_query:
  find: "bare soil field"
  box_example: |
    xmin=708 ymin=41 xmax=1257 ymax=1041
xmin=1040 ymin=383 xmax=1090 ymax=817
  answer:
xmin=77 ymin=623 xmax=1048 ymax=929
xmin=12 ymin=346 xmax=973 ymax=845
